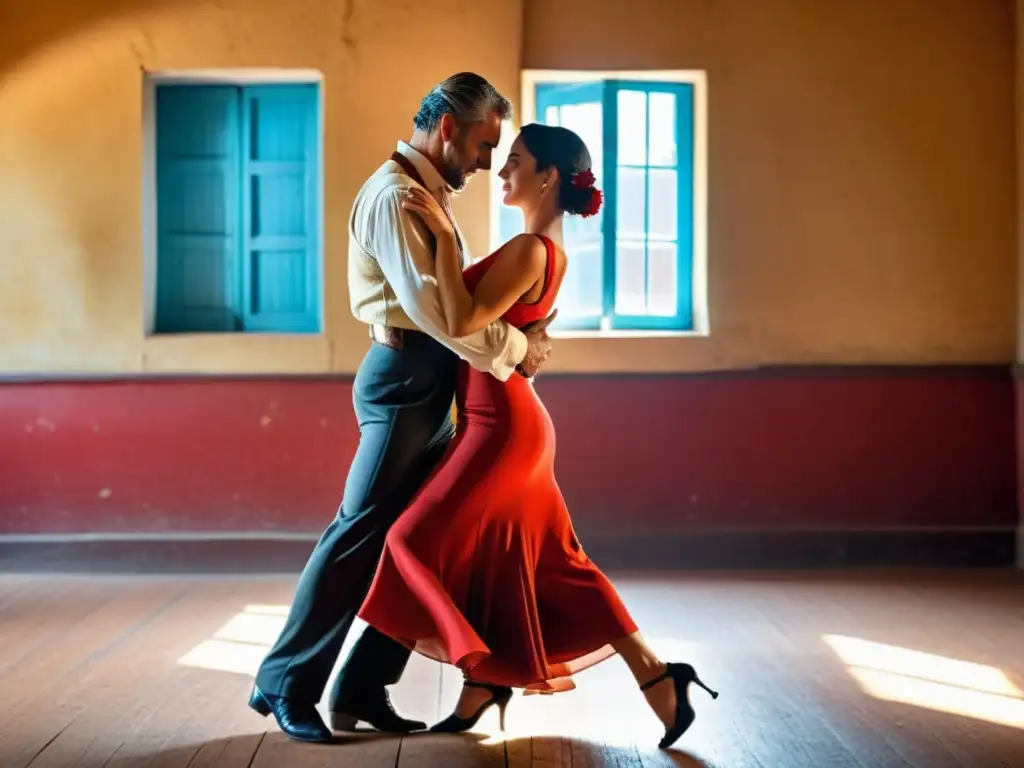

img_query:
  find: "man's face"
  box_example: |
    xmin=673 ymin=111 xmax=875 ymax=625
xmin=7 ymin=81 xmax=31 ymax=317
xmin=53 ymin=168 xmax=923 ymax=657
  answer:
xmin=439 ymin=111 xmax=503 ymax=191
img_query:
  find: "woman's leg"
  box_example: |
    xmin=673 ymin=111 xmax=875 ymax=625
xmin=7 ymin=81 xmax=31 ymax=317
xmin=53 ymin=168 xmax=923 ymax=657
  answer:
xmin=446 ymin=633 xmax=685 ymax=732
xmin=610 ymin=632 xmax=677 ymax=729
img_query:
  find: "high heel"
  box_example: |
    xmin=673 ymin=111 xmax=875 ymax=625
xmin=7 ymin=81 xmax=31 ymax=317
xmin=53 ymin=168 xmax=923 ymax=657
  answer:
xmin=640 ymin=662 xmax=719 ymax=750
xmin=430 ymin=680 xmax=513 ymax=733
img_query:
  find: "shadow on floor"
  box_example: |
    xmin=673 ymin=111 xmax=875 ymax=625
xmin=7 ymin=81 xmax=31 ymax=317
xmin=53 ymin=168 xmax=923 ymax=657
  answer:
xmin=115 ymin=731 xmax=713 ymax=767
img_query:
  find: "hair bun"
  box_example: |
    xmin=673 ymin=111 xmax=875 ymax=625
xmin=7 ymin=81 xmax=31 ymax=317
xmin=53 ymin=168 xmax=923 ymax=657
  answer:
xmin=566 ymin=169 xmax=602 ymax=218
xmin=580 ymin=187 xmax=603 ymax=218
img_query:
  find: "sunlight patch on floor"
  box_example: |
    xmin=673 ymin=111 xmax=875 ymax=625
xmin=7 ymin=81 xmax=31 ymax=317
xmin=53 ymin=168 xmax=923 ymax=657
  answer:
xmin=473 ymin=688 xmax=658 ymax=750
xmin=823 ymin=634 xmax=1024 ymax=729
xmin=177 ymin=604 xmax=288 ymax=675
xmin=471 ymin=638 xmax=712 ymax=749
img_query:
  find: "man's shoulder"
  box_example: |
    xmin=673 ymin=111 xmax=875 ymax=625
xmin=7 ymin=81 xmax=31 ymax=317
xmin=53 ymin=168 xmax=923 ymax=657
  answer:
xmin=350 ymin=160 xmax=424 ymax=248
xmin=356 ymin=161 xmax=418 ymax=208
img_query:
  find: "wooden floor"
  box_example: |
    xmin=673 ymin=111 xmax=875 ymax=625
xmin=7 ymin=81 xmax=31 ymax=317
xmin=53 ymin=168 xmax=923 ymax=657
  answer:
xmin=1 ymin=570 xmax=1022 ymax=768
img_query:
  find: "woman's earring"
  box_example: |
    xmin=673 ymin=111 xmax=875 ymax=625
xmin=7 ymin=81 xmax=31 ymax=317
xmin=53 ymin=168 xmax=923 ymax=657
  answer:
xmin=541 ymin=183 xmax=548 ymax=194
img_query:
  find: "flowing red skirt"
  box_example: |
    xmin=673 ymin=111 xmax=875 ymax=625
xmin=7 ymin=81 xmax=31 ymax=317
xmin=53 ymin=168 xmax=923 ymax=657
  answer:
xmin=357 ymin=362 xmax=638 ymax=692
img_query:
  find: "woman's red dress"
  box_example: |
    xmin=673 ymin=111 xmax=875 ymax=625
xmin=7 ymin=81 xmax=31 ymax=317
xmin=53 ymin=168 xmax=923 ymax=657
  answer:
xmin=357 ymin=235 xmax=638 ymax=692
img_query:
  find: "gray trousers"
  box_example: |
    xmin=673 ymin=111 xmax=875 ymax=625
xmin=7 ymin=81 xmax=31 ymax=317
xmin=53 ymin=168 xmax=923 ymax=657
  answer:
xmin=255 ymin=332 xmax=457 ymax=706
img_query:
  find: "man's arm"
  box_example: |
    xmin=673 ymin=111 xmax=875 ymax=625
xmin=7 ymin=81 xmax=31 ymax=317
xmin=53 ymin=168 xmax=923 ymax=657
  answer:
xmin=368 ymin=185 xmax=527 ymax=381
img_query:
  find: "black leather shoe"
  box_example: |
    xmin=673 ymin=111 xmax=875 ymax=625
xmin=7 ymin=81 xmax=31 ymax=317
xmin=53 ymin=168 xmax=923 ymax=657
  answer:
xmin=330 ymin=688 xmax=426 ymax=733
xmin=249 ymin=685 xmax=333 ymax=743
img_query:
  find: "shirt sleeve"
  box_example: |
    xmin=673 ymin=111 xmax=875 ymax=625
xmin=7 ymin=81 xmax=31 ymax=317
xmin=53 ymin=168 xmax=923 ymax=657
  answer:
xmin=367 ymin=184 xmax=528 ymax=382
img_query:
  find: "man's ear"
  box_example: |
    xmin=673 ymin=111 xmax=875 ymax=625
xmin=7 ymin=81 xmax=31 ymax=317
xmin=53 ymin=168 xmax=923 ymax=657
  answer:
xmin=439 ymin=113 xmax=457 ymax=143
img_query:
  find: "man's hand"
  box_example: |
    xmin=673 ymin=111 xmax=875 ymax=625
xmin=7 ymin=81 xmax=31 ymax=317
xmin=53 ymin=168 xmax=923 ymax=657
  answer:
xmin=517 ymin=310 xmax=557 ymax=378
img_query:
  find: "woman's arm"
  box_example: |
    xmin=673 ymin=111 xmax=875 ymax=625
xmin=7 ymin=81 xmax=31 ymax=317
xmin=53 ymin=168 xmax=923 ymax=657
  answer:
xmin=401 ymin=188 xmax=547 ymax=338
xmin=437 ymin=232 xmax=545 ymax=337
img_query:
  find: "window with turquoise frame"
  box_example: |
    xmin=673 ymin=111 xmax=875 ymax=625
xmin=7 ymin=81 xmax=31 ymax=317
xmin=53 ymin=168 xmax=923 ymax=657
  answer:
xmin=502 ymin=79 xmax=696 ymax=332
xmin=154 ymin=83 xmax=322 ymax=334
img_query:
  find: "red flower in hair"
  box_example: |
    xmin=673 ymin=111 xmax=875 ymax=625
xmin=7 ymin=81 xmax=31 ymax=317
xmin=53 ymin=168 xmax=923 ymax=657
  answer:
xmin=581 ymin=188 xmax=603 ymax=218
xmin=571 ymin=169 xmax=596 ymax=190
xmin=571 ymin=169 xmax=602 ymax=217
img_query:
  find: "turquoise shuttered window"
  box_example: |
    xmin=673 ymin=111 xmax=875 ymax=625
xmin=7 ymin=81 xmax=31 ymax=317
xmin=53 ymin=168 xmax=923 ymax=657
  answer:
xmin=155 ymin=83 xmax=321 ymax=333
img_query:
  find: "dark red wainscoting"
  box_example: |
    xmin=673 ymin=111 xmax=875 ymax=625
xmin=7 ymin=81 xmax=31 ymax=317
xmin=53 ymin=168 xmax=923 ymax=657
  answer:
xmin=1016 ymin=375 xmax=1024 ymax=526
xmin=0 ymin=368 xmax=1016 ymax=536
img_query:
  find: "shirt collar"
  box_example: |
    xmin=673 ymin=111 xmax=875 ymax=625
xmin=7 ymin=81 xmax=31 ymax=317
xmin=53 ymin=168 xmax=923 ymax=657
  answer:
xmin=396 ymin=141 xmax=451 ymax=197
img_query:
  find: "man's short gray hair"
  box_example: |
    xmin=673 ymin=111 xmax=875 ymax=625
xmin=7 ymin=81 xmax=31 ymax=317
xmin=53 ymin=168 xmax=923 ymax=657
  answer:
xmin=413 ymin=72 xmax=513 ymax=132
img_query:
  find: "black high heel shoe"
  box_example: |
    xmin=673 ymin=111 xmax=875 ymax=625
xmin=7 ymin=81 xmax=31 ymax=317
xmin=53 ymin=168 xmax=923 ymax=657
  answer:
xmin=640 ymin=662 xmax=719 ymax=749
xmin=430 ymin=680 xmax=513 ymax=733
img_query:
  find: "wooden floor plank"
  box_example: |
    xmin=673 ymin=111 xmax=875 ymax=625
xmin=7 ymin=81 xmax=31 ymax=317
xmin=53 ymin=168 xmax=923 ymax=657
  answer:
xmin=0 ymin=580 xmax=107 ymax=674
xmin=530 ymin=736 xmax=574 ymax=766
xmin=249 ymin=732 xmax=400 ymax=768
xmin=0 ymin=580 xmax=184 ymax=708
xmin=571 ymin=740 xmax=645 ymax=768
xmin=397 ymin=733 xmax=506 ymax=767
xmin=16 ymin=589 xmax=205 ymax=765
xmin=1 ymin=570 xmax=1022 ymax=768
xmin=195 ymin=733 xmax=266 ymax=768
xmin=14 ymin=581 xmax=255 ymax=768
xmin=2 ymin=583 xmax=190 ymax=767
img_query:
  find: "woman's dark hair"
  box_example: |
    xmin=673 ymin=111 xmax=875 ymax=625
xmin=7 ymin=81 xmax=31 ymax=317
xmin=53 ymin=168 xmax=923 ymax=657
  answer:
xmin=518 ymin=123 xmax=598 ymax=217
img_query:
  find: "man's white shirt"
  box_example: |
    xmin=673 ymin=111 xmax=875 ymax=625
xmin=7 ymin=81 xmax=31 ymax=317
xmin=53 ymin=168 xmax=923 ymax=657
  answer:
xmin=347 ymin=141 xmax=527 ymax=381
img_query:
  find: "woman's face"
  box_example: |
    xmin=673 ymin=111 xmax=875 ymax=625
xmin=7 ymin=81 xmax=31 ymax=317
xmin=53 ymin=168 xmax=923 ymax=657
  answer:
xmin=497 ymin=135 xmax=551 ymax=213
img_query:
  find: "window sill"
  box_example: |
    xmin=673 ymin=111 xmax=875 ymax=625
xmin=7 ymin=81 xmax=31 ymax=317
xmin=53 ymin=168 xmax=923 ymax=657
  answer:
xmin=550 ymin=329 xmax=708 ymax=340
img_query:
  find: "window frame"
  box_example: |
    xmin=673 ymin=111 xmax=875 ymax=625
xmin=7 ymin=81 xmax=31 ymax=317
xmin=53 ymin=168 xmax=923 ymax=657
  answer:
xmin=142 ymin=70 xmax=325 ymax=338
xmin=494 ymin=69 xmax=709 ymax=338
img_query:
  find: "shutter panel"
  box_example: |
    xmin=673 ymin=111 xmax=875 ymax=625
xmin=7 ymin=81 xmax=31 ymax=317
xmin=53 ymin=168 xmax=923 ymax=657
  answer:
xmin=240 ymin=84 xmax=320 ymax=333
xmin=155 ymin=85 xmax=241 ymax=332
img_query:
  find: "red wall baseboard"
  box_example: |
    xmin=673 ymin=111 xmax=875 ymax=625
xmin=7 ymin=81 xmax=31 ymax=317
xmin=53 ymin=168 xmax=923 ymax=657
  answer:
xmin=1 ymin=367 xmax=1016 ymax=536
xmin=1016 ymin=376 xmax=1024 ymax=536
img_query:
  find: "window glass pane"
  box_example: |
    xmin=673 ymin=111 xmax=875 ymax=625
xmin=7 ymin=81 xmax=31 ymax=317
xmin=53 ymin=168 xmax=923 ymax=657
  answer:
xmin=615 ymin=240 xmax=646 ymax=315
xmin=647 ymin=242 xmax=678 ymax=316
xmin=616 ymin=90 xmax=647 ymax=166
xmin=559 ymin=102 xmax=603 ymax=186
xmin=648 ymin=92 xmax=677 ymax=167
xmin=557 ymin=242 xmax=603 ymax=319
xmin=617 ymin=167 xmax=646 ymax=240
xmin=564 ymin=202 xmax=602 ymax=242
xmin=497 ymin=204 xmax=524 ymax=245
xmin=647 ymin=169 xmax=677 ymax=241
xmin=534 ymin=90 xmax=605 ymax=329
